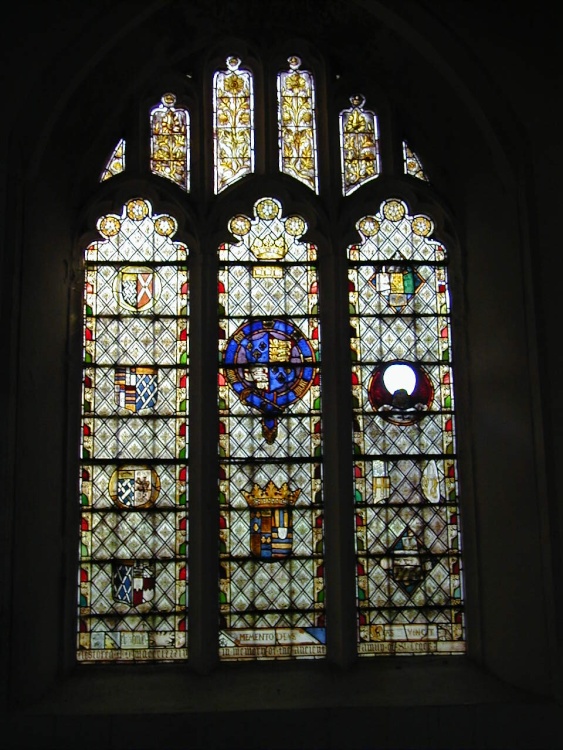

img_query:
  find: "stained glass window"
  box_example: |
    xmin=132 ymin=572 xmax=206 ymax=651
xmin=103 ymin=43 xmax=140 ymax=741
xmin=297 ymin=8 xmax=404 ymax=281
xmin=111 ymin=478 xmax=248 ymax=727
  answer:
xmin=349 ymin=199 xmax=465 ymax=656
xmin=340 ymin=96 xmax=380 ymax=195
xmin=78 ymin=198 xmax=189 ymax=662
xmin=100 ymin=138 xmax=125 ymax=181
xmin=150 ymin=93 xmax=190 ymax=191
xmin=218 ymin=197 xmax=325 ymax=660
xmin=213 ymin=56 xmax=255 ymax=193
xmin=403 ymin=141 xmax=429 ymax=181
xmin=85 ymin=53 xmax=470 ymax=667
xmin=278 ymin=57 xmax=319 ymax=193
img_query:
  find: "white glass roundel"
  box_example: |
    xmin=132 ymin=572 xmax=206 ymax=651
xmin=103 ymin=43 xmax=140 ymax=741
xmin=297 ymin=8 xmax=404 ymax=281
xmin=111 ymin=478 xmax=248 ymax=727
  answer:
xmin=383 ymin=363 xmax=416 ymax=395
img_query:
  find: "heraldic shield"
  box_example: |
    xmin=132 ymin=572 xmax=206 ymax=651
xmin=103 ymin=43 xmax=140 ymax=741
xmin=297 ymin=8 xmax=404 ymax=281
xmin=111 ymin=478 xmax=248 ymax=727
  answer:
xmin=223 ymin=318 xmax=315 ymax=443
xmin=243 ymin=481 xmax=300 ymax=560
xmin=114 ymin=266 xmax=158 ymax=312
xmin=112 ymin=561 xmax=155 ymax=606
xmin=114 ymin=366 xmax=158 ymax=412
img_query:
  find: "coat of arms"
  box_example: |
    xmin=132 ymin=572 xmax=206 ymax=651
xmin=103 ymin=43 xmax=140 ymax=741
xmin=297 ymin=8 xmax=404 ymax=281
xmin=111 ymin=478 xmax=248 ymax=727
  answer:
xmin=114 ymin=266 xmax=160 ymax=311
xmin=108 ymin=465 xmax=161 ymax=509
xmin=114 ymin=366 xmax=158 ymax=412
xmin=113 ymin=561 xmax=155 ymax=606
xmin=223 ymin=318 xmax=316 ymax=443
xmin=243 ymin=480 xmax=300 ymax=560
xmin=370 ymin=265 xmax=422 ymax=309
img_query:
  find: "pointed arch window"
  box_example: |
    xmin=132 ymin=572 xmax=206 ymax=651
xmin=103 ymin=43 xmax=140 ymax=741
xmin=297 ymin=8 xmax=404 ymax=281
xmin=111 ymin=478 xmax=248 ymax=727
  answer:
xmin=78 ymin=50 xmax=466 ymax=665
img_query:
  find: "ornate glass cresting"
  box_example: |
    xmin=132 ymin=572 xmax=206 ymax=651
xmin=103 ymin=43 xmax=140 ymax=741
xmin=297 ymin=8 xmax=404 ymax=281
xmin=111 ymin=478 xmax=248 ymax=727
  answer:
xmin=340 ymin=95 xmax=380 ymax=195
xmin=403 ymin=142 xmax=429 ymax=181
xmin=78 ymin=198 xmax=189 ymax=662
xmin=218 ymin=197 xmax=325 ymax=660
xmin=100 ymin=138 xmax=125 ymax=182
xmin=277 ymin=57 xmax=319 ymax=192
xmin=150 ymin=93 xmax=190 ymax=191
xmin=349 ymin=199 xmax=465 ymax=656
xmin=213 ymin=56 xmax=255 ymax=193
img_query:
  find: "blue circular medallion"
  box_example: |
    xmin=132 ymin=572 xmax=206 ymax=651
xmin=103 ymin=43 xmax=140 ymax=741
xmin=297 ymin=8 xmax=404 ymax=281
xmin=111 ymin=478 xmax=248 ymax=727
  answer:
xmin=223 ymin=318 xmax=316 ymax=442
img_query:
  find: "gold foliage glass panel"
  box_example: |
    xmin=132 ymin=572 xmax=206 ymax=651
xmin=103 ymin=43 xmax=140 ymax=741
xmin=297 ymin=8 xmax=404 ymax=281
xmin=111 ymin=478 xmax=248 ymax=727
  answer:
xmin=150 ymin=94 xmax=190 ymax=191
xmin=78 ymin=198 xmax=189 ymax=663
xmin=348 ymin=199 xmax=465 ymax=657
xmin=100 ymin=138 xmax=125 ymax=182
xmin=340 ymin=96 xmax=380 ymax=195
xmin=403 ymin=141 xmax=429 ymax=182
xmin=213 ymin=56 xmax=254 ymax=193
xmin=278 ymin=56 xmax=319 ymax=193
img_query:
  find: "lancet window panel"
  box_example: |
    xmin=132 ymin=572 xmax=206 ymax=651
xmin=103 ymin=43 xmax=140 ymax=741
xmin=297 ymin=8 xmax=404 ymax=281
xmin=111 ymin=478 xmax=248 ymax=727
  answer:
xmin=340 ymin=95 xmax=380 ymax=195
xmin=277 ymin=57 xmax=319 ymax=193
xmin=348 ymin=199 xmax=465 ymax=657
xmin=218 ymin=197 xmax=325 ymax=660
xmin=150 ymin=94 xmax=190 ymax=191
xmin=78 ymin=198 xmax=189 ymax=663
xmin=213 ymin=57 xmax=255 ymax=193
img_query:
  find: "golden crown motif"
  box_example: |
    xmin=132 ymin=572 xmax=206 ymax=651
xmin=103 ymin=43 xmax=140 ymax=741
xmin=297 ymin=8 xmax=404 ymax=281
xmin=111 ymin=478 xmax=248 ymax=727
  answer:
xmin=250 ymin=235 xmax=288 ymax=260
xmin=243 ymin=480 xmax=300 ymax=508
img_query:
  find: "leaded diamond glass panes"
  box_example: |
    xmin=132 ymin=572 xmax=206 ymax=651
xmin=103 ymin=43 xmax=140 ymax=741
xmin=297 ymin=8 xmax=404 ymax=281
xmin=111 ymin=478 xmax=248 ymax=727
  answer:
xmin=278 ymin=57 xmax=319 ymax=193
xmin=403 ymin=141 xmax=429 ymax=181
xmin=100 ymin=138 xmax=125 ymax=181
xmin=218 ymin=197 xmax=325 ymax=660
xmin=340 ymin=96 xmax=380 ymax=195
xmin=78 ymin=198 xmax=189 ymax=662
xmin=213 ymin=56 xmax=255 ymax=193
xmin=348 ymin=199 xmax=465 ymax=656
xmin=150 ymin=94 xmax=190 ymax=191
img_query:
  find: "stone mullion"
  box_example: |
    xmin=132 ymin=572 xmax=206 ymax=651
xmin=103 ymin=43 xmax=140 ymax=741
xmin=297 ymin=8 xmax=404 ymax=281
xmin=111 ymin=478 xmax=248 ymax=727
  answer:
xmin=186 ymin=243 xmax=220 ymax=671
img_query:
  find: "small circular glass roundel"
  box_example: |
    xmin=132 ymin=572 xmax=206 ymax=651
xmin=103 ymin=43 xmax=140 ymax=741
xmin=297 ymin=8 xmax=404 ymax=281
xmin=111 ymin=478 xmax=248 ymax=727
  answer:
xmin=367 ymin=361 xmax=434 ymax=425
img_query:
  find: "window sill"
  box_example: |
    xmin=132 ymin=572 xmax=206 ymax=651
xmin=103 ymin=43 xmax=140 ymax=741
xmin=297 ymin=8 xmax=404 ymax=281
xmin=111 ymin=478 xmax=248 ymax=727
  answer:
xmin=21 ymin=656 xmax=549 ymax=716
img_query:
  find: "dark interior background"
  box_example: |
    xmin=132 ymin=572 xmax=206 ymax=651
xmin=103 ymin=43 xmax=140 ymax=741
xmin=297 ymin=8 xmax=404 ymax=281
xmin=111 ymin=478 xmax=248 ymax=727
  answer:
xmin=1 ymin=1 xmax=561 ymax=748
